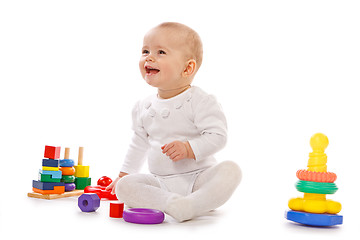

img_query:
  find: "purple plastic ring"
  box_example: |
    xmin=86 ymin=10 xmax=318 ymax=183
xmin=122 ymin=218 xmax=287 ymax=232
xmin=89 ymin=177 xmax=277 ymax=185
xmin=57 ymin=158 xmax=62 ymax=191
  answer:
xmin=123 ymin=208 xmax=165 ymax=224
xmin=65 ymin=183 xmax=76 ymax=192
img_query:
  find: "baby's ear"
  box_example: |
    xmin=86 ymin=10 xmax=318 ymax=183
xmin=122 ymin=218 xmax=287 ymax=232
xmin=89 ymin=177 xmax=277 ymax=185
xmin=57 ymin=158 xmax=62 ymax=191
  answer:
xmin=183 ymin=59 xmax=196 ymax=77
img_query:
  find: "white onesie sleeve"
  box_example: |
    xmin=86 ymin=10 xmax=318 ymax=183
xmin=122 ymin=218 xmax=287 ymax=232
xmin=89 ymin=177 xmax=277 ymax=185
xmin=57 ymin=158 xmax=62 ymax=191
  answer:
xmin=120 ymin=101 xmax=149 ymax=174
xmin=188 ymin=94 xmax=227 ymax=161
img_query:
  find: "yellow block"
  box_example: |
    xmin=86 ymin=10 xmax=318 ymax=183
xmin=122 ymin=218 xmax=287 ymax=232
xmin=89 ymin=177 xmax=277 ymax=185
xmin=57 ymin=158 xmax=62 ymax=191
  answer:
xmin=42 ymin=166 xmax=59 ymax=171
xmin=74 ymin=165 xmax=89 ymax=178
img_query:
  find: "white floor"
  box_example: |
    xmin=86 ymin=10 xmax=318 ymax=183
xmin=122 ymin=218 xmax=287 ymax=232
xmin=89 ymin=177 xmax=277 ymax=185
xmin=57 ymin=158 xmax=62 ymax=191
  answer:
xmin=1 ymin=178 xmax=358 ymax=240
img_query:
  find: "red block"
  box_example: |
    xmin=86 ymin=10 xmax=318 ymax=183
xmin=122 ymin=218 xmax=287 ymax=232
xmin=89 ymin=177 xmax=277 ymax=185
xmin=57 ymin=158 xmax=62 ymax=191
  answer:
xmin=110 ymin=202 xmax=124 ymax=218
xmin=44 ymin=146 xmax=61 ymax=159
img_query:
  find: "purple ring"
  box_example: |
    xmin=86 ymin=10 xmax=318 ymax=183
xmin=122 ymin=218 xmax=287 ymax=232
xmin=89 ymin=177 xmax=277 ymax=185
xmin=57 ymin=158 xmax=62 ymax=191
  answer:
xmin=123 ymin=208 xmax=165 ymax=224
xmin=65 ymin=183 xmax=76 ymax=192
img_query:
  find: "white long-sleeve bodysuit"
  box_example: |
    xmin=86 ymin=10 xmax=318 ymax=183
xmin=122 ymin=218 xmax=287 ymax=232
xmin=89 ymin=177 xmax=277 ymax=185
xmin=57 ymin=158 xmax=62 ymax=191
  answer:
xmin=121 ymin=86 xmax=227 ymax=176
xmin=116 ymin=86 xmax=241 ymax=222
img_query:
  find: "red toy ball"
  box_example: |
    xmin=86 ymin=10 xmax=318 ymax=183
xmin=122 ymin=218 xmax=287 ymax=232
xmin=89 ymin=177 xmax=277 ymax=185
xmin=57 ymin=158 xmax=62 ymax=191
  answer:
xmin=97 ymin=176 xmax=113 ymax=187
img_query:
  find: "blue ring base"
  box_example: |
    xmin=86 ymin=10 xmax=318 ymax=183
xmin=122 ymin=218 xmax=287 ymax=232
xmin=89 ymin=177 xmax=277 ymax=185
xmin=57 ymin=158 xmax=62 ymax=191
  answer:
xmin=285 ymin=210 xmax=343 ymax=227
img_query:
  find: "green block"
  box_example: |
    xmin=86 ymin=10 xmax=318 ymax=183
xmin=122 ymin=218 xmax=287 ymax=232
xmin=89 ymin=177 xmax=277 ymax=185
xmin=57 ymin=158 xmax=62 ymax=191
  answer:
xmin=61 ymin=175 xmax=75 ymax=183
xmin=75 ymin=177 xmax=91 ymax=190
xmin=39 ymin=173 xmax=61 ymax=183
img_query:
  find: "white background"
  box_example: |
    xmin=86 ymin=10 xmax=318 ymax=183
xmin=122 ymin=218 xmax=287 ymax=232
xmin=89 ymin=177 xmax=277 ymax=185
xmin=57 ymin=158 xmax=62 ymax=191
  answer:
xmin=1 ymin=0 xmax=359 ymax=239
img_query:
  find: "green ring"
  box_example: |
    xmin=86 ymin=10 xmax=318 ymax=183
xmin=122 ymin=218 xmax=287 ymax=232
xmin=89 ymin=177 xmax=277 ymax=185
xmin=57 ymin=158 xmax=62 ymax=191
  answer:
xmin=61 ymin=175 xmax=75 ymax=183
xmin=295 ymin=180 xmax=338 ymax=194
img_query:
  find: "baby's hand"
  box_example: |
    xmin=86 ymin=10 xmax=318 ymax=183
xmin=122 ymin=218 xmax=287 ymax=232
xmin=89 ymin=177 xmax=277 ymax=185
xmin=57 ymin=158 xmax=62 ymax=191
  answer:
xmin=161 ymin=141 xmax=195 ymax=162
xmin=106 ymin=172 xmax=128 ymax=194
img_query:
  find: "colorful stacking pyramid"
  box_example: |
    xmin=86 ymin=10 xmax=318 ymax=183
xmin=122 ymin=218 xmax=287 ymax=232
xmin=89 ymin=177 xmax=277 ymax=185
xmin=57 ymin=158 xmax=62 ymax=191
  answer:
xmin=60 ymin=147 xmax=76 ymax=192
xmin=33 ymin=146 xmax=65 ymax=194
xmin=285 ymin=133 xmax=343 ymax=226
xmin=74 ymin=147 xmax=91 ymax=190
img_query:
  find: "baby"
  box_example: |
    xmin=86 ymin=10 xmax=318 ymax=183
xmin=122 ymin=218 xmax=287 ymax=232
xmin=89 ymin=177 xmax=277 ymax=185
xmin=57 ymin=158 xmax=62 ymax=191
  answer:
xmin=107 ymin=22 xmax=241 ymax=222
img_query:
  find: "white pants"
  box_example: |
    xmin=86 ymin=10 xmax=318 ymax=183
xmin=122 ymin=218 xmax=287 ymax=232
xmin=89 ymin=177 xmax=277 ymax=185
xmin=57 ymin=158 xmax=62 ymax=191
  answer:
xmin=115 ymin=161 xmax=242 ymax=222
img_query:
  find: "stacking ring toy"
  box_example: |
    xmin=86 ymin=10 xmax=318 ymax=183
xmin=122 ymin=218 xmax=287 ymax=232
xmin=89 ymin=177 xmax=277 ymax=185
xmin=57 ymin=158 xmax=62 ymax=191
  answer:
xmin=123 ymin=208 xmax=165 ymax=224
xmin=295 ymin=180 xmax=338 ymax=194
xmin=285 ymin=210 xmax=343 ymax=227
xmin=296 ymin=170 xmax=337 ymax=183
xmin=61 ymin=175 xmax=75 ymax=183
xmin=59 ymin=167 xmax=75 ymax=176
xmin=60 ymin=159 xmax=75 ymax=167
xmin=64 ymin=183 xmax=76 ymax=191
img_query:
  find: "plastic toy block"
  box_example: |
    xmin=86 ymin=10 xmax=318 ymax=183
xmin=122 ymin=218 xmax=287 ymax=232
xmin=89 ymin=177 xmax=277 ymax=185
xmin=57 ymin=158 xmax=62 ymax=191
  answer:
xmin=78 ymin=193 xmax=100 ymax=212
xmin=33 ymin=180 xmax=65 ymax=190
xmin=42 ymin=159 xmax=59 ymax=167
xmin=285 ymin=210 xmax=343 ymax=227
xmin=75 ymin=177 xmax=91 ymax=190
xmin=39 ymin=173 xmax=61 ymax=183
xmin=110 ymin=202 xmax=124 ymax=218
xmin=44 ymin=146 xmax=61 ymax=159
xmin=74 ymin=165 xmax=89 ymax=178
xmin=32 ymin=186 xmax=65 ymax=195
xmin=42 ymin=166 xmax=60 ymax=171
xmin=84 ymin=186 xmax=118 ymax=200
xmin=60 ymin=159 xmax=75 ymax=167
xmin=60 ymin=167 xmax=75 ymax=176
xmin=39 ymin=170 xmax=62 ymax=179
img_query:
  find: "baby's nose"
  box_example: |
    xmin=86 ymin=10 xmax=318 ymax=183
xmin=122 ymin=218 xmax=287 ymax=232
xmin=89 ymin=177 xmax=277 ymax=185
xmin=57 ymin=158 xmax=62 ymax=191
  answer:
xmin=145 ymin=54 xmax=155 ymax=62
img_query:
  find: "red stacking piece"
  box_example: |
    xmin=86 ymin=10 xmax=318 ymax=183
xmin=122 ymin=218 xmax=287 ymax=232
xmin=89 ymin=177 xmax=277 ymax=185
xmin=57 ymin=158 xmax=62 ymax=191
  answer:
xmin=110 ymin=202 xmax=124 ymax=218
xmin=84 ymin=186 xmax=118 ymax=200
xmin=44 ymin=146 xmax=61 ymax=159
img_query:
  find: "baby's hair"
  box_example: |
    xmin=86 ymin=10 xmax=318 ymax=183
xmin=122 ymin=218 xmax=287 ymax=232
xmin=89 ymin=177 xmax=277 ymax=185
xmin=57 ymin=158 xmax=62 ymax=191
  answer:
xmin=155 ymin=22 xmax=203 ymax=72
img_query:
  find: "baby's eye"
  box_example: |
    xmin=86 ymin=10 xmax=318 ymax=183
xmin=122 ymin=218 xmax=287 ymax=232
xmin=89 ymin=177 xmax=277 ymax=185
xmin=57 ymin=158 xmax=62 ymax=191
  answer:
xmin=142 ymin=49 xmax=149 ymax=54
xmin=158 ymin=50 xmax=166 ymax=55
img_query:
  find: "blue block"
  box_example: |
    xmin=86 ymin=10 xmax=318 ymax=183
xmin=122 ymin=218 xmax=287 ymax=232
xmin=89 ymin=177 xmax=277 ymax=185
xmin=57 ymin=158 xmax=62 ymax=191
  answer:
xmin=285 ymin=210 xmax=343 ymax=227
xmin=60 ymin=159 xmax=75 ymax=167
xmin=42 ymin=159 xmax=60 ymax=167
xmin=33 ymin=180 xmax=64 ymax=190
xmin=39 ymin=169 xmax=62 ymax=179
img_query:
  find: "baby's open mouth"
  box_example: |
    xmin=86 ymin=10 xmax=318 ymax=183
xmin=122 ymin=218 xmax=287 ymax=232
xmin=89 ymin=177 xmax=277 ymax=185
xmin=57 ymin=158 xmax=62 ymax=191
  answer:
xmin=145 ymin=66 xmax=160 ymax=75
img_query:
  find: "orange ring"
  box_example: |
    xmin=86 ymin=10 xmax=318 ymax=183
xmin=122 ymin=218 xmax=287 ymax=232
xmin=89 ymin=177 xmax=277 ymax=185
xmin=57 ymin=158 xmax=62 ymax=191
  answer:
xmin=296 ymin=169 xmax=337 ymax=183
xmin=60 ymin=167 xmax=75 ymax=176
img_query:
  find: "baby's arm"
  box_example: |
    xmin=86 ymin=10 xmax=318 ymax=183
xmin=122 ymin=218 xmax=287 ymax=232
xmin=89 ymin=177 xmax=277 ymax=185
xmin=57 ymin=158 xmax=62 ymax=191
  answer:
xmin=162 ymin=94 xmax=227 ymax=162
xmin=186 ymin=94 xmax=227 ymax=161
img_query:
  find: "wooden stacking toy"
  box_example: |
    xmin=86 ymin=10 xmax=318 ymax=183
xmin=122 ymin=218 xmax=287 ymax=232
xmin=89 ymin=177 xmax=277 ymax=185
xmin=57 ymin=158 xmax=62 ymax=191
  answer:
xmin=28 ymin=146 xmax=85 ymax=200
xmin=74 ymin=147 xmax=91 ymax=190
xmin=285 ymin=133 xmax=343 ymax=226
xmin=60 ymin=148 xmax=76 ymax=192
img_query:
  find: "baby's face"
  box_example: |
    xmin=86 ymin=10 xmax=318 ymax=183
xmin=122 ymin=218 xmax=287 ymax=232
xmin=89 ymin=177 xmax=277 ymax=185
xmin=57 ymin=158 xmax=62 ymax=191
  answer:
xmin=139 ymin=27 xmax=189 ymax=91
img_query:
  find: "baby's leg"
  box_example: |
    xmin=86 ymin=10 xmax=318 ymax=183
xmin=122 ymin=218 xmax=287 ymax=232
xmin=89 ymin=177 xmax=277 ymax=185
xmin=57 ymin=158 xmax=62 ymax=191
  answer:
xmin=165 ymin=161 xmax=242 ymax=222
xmin=115 ymin=173 xmax=179 ymax=211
